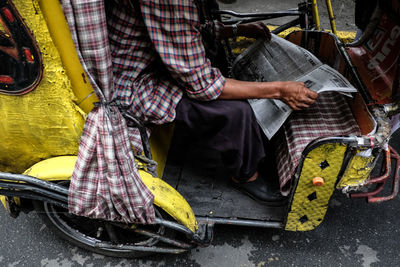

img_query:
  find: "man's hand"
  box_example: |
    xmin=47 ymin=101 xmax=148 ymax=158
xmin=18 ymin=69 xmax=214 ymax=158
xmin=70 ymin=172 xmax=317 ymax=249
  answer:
xmin=219 ymin=79 xmax=317 ymax=111
xmin=279 ymin=81 xmax=318 ymax=110
xmin=239 ymin=22 xmax=271 ymax=40
xmin=216 ymin=21 xmax=271 ymax=40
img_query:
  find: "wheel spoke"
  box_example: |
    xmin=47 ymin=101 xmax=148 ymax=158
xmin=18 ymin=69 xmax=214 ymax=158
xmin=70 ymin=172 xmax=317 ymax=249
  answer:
xmin=104 ymin=223 xmax=119 ymax=243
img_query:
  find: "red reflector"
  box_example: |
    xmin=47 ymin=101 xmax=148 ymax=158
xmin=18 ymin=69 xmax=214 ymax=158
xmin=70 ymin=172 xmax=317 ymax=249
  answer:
xmin=2 ymin=8 xmax=14 ymax=23
xmin=24 ymin=48 xmax=34 ymax=62
xmin=0 ymin=75 xmax=13 ymax=84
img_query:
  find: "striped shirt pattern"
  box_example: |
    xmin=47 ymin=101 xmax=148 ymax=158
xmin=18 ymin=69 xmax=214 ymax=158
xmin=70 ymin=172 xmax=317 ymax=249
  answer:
xmin=108 ymin=0 xmax=225 ymax=124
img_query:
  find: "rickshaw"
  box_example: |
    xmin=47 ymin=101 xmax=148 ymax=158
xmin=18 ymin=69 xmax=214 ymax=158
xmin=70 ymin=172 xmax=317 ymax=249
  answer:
xmin=0 ymin=0 xmax=399 ymax=258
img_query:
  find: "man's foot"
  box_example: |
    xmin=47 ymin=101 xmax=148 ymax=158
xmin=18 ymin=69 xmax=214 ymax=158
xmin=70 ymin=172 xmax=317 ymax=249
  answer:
xmin=232 ymin=172 xmax=287 ymax=206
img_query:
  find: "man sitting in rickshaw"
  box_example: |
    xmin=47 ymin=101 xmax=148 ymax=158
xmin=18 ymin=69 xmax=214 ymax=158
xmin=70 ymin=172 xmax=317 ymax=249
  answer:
xmin=107 ymin=0 xmax=318 ymax=204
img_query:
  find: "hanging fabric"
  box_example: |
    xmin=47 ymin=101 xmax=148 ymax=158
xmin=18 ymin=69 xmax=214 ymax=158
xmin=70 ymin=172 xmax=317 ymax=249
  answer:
xmin=61 ymin=0 xmax=155 ymax=224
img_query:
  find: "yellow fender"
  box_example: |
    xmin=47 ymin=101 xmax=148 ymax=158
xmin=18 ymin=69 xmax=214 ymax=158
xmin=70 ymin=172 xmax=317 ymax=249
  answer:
xmin=23 ymin=156 xmax=198 ymax=232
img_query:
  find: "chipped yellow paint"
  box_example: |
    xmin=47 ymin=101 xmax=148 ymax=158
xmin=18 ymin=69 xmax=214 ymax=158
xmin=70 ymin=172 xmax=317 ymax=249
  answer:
xmin=0 ymin=195 xmax=20 ymax=214
xmin=38 ymin=0 xmax=97 ymax=114
xmin=285 ymin=143 xmax=347 ymax=231
xmin=24 ymin=156 xmax=198 ymax=232
xmin=231 ymin=26 xmax=355 ymax=55
xmin=0 ymin=196 xmax=7 ymax=212
xmin=268 ymin=25 xmax=356 ymax=43
xmin=0 ymin=1 xmax=85 ymax=173
xmin=139 ymin=171 xmax=198 ymax=232
xmin=337 ymin=153 xmax=375 ymax=189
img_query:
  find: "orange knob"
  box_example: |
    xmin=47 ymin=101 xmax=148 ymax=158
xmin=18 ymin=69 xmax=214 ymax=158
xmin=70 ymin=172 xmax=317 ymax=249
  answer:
xmin=313 ymin=177 xmax=324 ymax=186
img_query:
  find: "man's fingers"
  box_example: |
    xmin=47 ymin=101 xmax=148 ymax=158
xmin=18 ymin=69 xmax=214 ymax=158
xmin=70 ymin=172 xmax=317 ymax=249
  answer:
xmin=306 ymin=90 xmax=318 ymax=99
xmin=290 ymin=104 xmax=301 ymax=110
xmin=300 ymin=97 xmax=316 ymax=105
xmin=296 ymin=102 xmax=313 ymax=109
xmin=281 ymin=81 xmax=319 ymax=110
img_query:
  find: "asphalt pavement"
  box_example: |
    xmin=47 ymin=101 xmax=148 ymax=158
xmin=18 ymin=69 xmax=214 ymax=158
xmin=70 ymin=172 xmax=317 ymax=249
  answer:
xmin=1 ymin=191 xmax=399 ymax=266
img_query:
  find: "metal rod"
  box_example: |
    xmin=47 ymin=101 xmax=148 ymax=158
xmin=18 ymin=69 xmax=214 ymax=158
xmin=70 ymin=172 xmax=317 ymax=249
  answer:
xmin=0 ymin=190 xmax=68 ymax=209
xmin=94 ymin=242 xmax=187 ymax=254
xmin=350 ymin=183 xmax=385 ymax=198
xmin=325 ymin=0 xmax=337 ymax=34
xmin=133 ymin=229 xmax=192 ymax=249
xmin=0 ymin=172 xmax=68 ymax=195
xmin=154 ymin=218 xmax=210 ymax=245
xmin=272 ymin=18 xmax=300 ymax=35
xmin=104 ymin=223 xmax=119 ymax=243
xmin=216 ymin=9 xmax=302 ymax=18
xmin=368 ymin=146 xmax=400 ymax=203
xmin=0 ymin=181 xmax=68 ymax=203
xmin=365 ymin=149 xmax=391 ymax=185
xmin=351 ymin=148 xmax=392 ymax=200
xmin=311 ymin=0 xmax=321 ymax=30
xmin=196 ymin=217 xmax=284 ymax=229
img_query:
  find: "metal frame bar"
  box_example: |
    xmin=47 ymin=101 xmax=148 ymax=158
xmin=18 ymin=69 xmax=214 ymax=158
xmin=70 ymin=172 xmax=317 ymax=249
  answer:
xmin=325 ymin=0 xmax=337 ymax=34
xmin=0 ymin=172 xmax=68 ymax=195
xmin=214 ymin=3 xmax=312 ymax=33
xmin=216 ymin=9 xmax=302 ymax=18
xmin=216 ymin=9 xmax=303 ymax=25
xmin=0 ymin=189 xmax=68 ymax=209
xmin=94 ymin=242 xmax=187 ymax=254
xmin=350 ymin=146 xmax=400 ymax=203
xmin=368 ymin=147 xmax=400 ymax=203
xmin=0 ymin=181 xmax=67 ymax=203
xmin=365 ymin=149 xmax=391 ymax=185
xmin=196 ymin=216 xmax=284 ymax=229
xmin=271 ymin=18 xmax=301 ymax=35
xmin=311 ymin=0 xmax=321 ymax=30
xmin=133 ymin=229 xmax=193 ymax=249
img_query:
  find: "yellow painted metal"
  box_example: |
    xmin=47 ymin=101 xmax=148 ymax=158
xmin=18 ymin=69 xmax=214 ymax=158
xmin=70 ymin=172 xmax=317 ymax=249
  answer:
xmin=0 ymin=196 xmax=20 ymax=215
xmin=23 ymin=156 xmax=78 ymax=181
xmin=0 ymin=196 xmax=8 ymax=212
xmin=24 ymin=156 xmax=198 ymax=232
xmin=231 ymin=27 xmax=355 ymax=56
xmin=312 ymin=0 xmax=321 ymax=31
xmin=139 ymin=170 xmax=198 ymax=232
xmin=38 ymin=0 xmax=97 ymax=114
xmin=149 ymin=123 xmax=175 ymax=178
xmin=285 ymin=143 xmax=347 ymax=231
xmin=325 ymin=0 xmax=337 ymax=35
xmin=0 ymin=1 xmax=86 ymax=173
xmin=337 ymin=153 xmax=375 ymax=189
xmin=335 ymin=31 xmax=356 ymax=43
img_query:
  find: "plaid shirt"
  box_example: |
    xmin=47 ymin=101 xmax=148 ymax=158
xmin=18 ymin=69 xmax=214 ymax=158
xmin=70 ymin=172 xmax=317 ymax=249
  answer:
xmin=63 ymin=0 xmax=225 ymax=223
xmin=108 ymin=0 xmax=225 ymax=124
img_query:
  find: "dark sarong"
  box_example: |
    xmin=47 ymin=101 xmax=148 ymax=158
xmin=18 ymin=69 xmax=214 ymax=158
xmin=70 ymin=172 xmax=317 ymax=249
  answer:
xmin=175 ymin=97 xmax=268 ymax=181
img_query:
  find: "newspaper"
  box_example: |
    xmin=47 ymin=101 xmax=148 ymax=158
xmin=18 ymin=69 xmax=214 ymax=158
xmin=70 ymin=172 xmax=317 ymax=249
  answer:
xmin=232 ymin=34 xmax=357 ymax=139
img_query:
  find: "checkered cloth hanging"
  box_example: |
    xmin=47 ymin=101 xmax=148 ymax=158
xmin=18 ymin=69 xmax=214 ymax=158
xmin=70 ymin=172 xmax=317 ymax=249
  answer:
xmin=275 ymin=92 xmax=361 ymax=195
xmin=61 ymin=0 xmax=155 ymax=224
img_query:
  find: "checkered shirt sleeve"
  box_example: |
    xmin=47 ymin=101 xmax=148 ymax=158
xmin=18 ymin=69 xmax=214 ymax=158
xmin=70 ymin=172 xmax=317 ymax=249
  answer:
xmin=139 ymin=0 xmax=225 ymax=101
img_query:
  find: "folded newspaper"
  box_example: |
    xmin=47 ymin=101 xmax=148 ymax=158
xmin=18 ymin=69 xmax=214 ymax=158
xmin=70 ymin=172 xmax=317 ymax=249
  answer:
xmin=232 ymin=34 xmax=357 ymax=139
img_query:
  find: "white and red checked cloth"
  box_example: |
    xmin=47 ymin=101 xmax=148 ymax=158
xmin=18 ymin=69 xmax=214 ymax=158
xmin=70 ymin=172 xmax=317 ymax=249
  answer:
xmin=275 ymin=92 xmax=361 ymax=195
